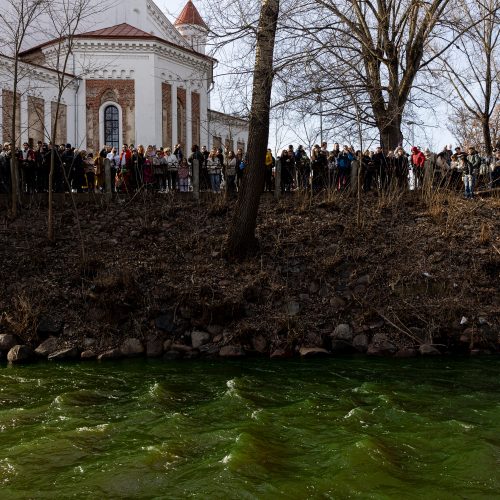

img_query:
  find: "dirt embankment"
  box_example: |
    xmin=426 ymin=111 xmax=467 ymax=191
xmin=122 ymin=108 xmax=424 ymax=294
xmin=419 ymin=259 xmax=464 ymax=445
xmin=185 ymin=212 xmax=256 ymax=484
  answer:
xmin=0 ymin=190 xmax=499 ymax=362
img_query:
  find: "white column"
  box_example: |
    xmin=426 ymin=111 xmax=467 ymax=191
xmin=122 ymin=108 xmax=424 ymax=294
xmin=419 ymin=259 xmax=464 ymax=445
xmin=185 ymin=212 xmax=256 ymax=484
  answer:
xmin=44 ymin=99 xmax=52 ymax=143
xmin=171 ymin=82 xmax=178 ymax=147
xmin=200 ymin=83 xmax=209 ymax=149
xmin=186 ymin=86 xmax=192 ymax=154
xmin=20 ymin=95 xmax=29 ymax=145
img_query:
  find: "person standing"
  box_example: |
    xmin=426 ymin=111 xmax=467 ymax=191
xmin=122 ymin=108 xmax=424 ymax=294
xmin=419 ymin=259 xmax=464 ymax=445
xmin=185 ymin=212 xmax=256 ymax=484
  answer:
xmin=207 ymin=148 xmax=222 ymax=193
xmin=463 ymin=146 xmax=481 ymax=198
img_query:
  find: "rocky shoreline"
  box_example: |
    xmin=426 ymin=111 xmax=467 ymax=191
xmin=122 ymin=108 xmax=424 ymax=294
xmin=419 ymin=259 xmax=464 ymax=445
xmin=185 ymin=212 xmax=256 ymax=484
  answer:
xmin=1 ymin=192 xmax=499 ymax=364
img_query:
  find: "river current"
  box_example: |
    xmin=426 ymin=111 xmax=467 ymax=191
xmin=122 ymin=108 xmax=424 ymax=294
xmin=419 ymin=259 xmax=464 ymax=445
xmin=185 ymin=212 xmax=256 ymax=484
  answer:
xmin=1 ymin=357 xmax=499 ymax=499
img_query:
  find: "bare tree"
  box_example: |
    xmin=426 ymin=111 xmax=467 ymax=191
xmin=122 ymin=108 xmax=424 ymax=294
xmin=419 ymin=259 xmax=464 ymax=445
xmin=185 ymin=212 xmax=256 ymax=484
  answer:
xmin=0 ymin=0 xmax=46 ymax=217
xmin=437 ymin=0 xmax=500 ymax=156
xmin=39 ymin=0 xmax=110 ymax=244
xmin=225 ymin=0 xmax=280 ymax=259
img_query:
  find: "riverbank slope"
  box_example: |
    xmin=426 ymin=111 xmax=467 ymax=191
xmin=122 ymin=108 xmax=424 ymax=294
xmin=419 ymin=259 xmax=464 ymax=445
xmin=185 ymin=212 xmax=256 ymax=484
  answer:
xmin=0 ymin=190 xmax=499 ymax=362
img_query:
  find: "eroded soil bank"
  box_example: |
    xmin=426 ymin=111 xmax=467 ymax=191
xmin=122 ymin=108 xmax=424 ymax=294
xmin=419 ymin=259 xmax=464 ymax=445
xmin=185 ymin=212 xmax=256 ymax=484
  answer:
xmin=0 ymin=190 xmax=499 ymax=363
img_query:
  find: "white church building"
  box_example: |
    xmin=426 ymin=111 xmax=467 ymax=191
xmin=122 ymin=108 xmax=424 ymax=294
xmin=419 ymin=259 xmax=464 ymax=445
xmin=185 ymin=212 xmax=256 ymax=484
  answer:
xmin=0 ymin=0 xmax=248 ymax=153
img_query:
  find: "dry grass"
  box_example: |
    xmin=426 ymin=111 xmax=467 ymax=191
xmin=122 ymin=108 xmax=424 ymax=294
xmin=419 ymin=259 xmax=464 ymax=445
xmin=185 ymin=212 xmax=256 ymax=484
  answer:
xmin=1 ymin=292 xmax=41 ymax=343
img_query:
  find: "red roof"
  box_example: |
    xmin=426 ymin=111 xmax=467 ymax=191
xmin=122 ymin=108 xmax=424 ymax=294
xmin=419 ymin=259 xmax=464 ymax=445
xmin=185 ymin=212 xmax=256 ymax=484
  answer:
xmin=174 ymin=1 xmax=208 ymax=30
xmin=19 ymin=23 xmax=215 ymax=62
xmin=79 ymin=24 xmax=153 ymax=38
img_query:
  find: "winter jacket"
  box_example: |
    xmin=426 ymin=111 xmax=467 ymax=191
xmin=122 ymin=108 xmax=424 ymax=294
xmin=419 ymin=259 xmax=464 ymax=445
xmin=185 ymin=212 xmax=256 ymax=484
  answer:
xmin=464 ymin=152 xmax=481 ymax=175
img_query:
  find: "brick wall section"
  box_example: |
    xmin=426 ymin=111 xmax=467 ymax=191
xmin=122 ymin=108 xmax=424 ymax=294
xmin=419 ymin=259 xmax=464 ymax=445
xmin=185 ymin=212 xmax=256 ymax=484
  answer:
xmin=51 ymin=102 xmax=67 ymax=145
xmin=2 ymin=90 xmax=21 ymax=145
xmin=191 ymin=91 xmax=200 ymax=148
xmin=177 ymin=87 xmax=186 ymax=147
xmin=28 ymin=96 xmax=45 ymax=145
xmin=86 ymin=79 xmax=135 ymax=152
xmin=162 ymin=82 xmax=172 ymax=148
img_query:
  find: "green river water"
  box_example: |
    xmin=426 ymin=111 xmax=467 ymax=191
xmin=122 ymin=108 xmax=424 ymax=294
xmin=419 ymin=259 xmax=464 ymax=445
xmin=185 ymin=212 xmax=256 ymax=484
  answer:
xmin=1 ymin=357 xmax=500 ymax=499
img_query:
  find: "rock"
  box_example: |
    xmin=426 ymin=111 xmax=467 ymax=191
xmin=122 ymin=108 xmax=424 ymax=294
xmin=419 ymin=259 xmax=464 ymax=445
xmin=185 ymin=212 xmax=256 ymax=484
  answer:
xmin=419 ymin=344 xmax=441 ymax=356
xmin=198 ymin=344 xmax=220 ymax=356
xmin=284 ymin=301 xmax=300 ymax=316
xmin=309 ymin=280 xmax=321 ymax=294
xmin=163 ymin=350 xmax=182 ymax=361
xmin=395 ymin=348 xmax=419 ymax=358
xmin=81 ymin=350 xmax=97 ymax=359
xmin=367 ymin=334 xmax=397 ymax=356
xmin=251 ymin=334 xmax=268 ymax=353
xmin=163 ymin=339 xmax=173 ymax=352
xmin=83 ymin=337 xmax=96 ymax=348
xmin=98 ymin=348 xmax=122 ymax=360
xmin=154 ymin=313 xmax=175 ymax=333
xmin=48 ymin=347 xmax=79 ymax=361
xmin=207 ymin=324 xmax=223 ymax=336
xmin=355 ymin=275 xmax=370 ymax=286
xmin=270 ymin=348 xmax=293 ymax=359
xmin=191 ymin=330 xmax=211 ymax=349
xmin=171 ymin=343 xmax=193 ymax=353
xmin=219 ymin=345 xmax=246 ymax=358
xmin=34 ymin=337 xmax=59 ymax=357
xmin=352 ymin=334 xmax=369 ymax=353
xmin=331 ymin=324 xmax=353 ymax=342
xmin=120 ymin=338 xmax=144 ymax=357
xmin=0 ymin=334 xmax=19 ymax=352
xmin=330 ymin=297 xmax=346 ymax=311
xmin=299 ymin=347 xmax=330 ymax=357
xmin=7 ymin=345 xmax=35 ymax=364
xmin=330 ymin=340 xmax=357 ymax=355
xmin=145 ymin=335 xmax=164 ymax=358
xmin=37 ymin=317 xmax=63 ymax=337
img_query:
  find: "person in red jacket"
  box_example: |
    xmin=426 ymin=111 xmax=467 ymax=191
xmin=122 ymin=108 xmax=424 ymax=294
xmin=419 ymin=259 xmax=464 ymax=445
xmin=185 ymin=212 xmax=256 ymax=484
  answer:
xmin=411 ymin=146 xmax=425 ymax=189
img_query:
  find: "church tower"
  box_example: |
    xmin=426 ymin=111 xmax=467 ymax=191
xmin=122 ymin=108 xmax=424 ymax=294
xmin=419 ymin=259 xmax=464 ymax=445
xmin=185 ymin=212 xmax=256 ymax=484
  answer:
xmin=174 ymin=0 xmax=208 ymax=54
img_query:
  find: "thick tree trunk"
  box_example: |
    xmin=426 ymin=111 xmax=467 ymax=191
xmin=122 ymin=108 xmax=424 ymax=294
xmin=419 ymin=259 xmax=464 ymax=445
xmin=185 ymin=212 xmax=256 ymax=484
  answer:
xmin=380 ymin=121 xmax=403 ymax=152
xmin=225 ymin=0 xmax=280 ymax=259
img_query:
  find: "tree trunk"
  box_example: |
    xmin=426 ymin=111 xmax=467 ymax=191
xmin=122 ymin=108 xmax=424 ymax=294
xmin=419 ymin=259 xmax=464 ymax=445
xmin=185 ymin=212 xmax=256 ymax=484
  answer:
xmin=48 ymin=148 xmax=55 ymax=241
xmin=379 ymin=116 xmax=403 ymax=152
xmin=225 ymin=0 xmax=280 ymax=259
xmin=482 ymin=117 xmax=493 ymax=157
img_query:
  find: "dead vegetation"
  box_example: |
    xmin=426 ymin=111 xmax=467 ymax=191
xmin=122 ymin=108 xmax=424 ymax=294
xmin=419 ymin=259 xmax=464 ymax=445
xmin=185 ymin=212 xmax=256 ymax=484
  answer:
xmin=0 ymin=189 xmax=498 ymax=354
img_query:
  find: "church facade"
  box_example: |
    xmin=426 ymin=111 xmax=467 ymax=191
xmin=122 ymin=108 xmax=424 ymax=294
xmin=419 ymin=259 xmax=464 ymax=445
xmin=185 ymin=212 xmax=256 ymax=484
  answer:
xmin=0 ymin=0 xmax=248 ymax=153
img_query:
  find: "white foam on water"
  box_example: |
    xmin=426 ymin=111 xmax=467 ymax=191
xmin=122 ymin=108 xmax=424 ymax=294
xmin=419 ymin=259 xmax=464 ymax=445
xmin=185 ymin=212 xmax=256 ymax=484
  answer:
xmin=251 ymin=409 xmax=262 ymax=420
xmin=76 ymin=423 xmax=109 ymax=433
xmin=221 ymin=453 xmax=232 ymax=464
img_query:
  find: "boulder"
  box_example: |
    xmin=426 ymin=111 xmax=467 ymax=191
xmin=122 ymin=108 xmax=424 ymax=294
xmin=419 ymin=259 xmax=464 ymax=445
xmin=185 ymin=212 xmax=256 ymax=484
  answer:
xmin=7 ymin=345 xmax=35 ymax=364
xmin=207 ymin=324 xmax=223 ymax=336
xmin=81 ymin=350 xmax=97 ymax=360
xmin=154 ymin=313 xmax=175 ymax=333
xmin=191 ymin=331 xmax=211 ymax=349
xmin=37 ymin=317 xmax=63 ymax=337
xmin=331 ymin=324 xmax=353 ymax=342
xmin=367 ymin=333 xmax=397 ymax=356
xmin=171 ymin=343 xmax=193 ymax=353
xmin=0 ymin=334 xmax=19 ymax=352
xmin=83 ymin=337 xmax=96 ymax=348
xmin=270 ymin=348 xmax=293 ymax=359
xmin=48 ymin=347 xmax=79 ymax=361
xmin=98 ymin=348 xmax=122 ymax=360
xmin=198 ymin=344 xmax=220 ymax=357
xmin=330 ymin=297 xmax=346 ymax=311
xmin=35 ymin=337 xmax=59 ymax=357
xmin=284 ymin=301 xmax=300 ymax=316
xmin=120 ymin=338 xmax=144 ymax=357
xmin=299 ymin=347 xmax=330 ymax=358
xmin=330 ymin=340 xmax=357 ymax=355
xmin=352 ymin=333 xmax=369 ymax=353
xmin=145 ymin=335 xmax=164 ymax=358
xmin=252 ymin=334 xmax=268 ymax=354
xmin=163 ymin=350 xmax=182 ymax=361
xmin=219 ymin=345 xmax=246 ymax=358
xmin=419 ymin=344 xmax=441 ymax=356
xmin=163 ymin=339 xmax=173 ymax=352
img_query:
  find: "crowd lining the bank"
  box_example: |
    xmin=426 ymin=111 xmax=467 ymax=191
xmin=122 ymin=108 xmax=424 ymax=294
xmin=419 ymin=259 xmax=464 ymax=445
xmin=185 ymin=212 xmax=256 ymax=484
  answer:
xmin=1 ymin=140 xmax=499 ymax=199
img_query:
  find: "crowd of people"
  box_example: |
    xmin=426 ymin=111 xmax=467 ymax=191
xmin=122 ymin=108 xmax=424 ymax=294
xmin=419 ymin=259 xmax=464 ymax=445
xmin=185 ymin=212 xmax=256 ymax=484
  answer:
xmin=1 ymin=139 xmax=499 ymax=199
xmin=275 ymin=142 xmax=500 ymax=198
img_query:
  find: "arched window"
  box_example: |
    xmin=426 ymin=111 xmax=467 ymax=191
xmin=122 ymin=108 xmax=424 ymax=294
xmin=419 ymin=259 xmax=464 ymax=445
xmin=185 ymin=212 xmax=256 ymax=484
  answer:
xmin=104 ymin=105 xmax=120 ymax=150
